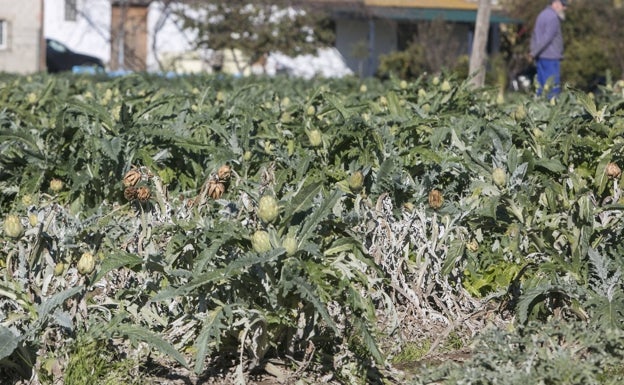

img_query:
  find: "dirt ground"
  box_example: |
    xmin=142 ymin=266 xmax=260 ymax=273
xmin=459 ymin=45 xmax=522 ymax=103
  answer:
xmin=137 ymin=349 xmax=474 ymax=385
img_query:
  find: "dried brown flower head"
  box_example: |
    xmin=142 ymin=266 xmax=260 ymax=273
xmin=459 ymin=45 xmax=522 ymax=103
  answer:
xmin=217 ymin=164 xmax=231 ymax=182
xmin=428 ymin=189 xmax=444 ymax=210
xmin=606 ymin=162 xmax=621 ymax=180
xmin=123 ymin=168 xmax=142 ymax=187
xmin=137 ymin=186 xmax=151 ymax=202
xmin=124 ymin=186 xmax=138 ymax=201
xmin=207 ymin=179 xmax=225 ymax=199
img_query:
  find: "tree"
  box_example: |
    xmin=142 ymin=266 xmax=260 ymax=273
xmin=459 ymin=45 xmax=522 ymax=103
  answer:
xmin=173 ymin=0 xmax=335 ymax=74
xmin=468 ymin=0 xmax=492 ymax=88
xmin=377 ymin=19 xmax=465 ymax=80
xmin=150 ymin=0 xmax=178 ymax=72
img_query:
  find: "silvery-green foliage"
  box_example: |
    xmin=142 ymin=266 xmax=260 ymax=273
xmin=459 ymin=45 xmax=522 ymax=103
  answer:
xmin=0 ymin=185 xmax=188 ymax=381
xmin=4 ymin=72 xmax=624 ymax=384
xmin=351 ymin=188 xmax=490 ymax=360
xmin=409 ymin=321 xmax=624 ymax=385
xmin=586 ymin=248 xmax=624 ymax=330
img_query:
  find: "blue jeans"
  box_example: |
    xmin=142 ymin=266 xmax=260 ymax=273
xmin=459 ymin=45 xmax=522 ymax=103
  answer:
xmin=536 ymin=58 xmax=561 ymax=98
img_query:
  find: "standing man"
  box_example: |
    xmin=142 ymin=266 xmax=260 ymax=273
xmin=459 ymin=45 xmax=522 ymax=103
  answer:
xmin=530 ymin=0 xmax=568 ymax=98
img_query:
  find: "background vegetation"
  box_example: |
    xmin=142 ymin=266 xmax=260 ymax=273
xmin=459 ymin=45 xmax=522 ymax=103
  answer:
xmin=173 ymin=0 xmax=335 ymax=74
xmin=504 ymin=0 xmax=624 ymax=91
xmin=378 ymin=0 xmax=624 ymax=92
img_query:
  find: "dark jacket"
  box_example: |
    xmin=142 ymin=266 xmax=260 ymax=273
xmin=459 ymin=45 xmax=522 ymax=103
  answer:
xmin=530 ymin=6 xmax=564 ymax=60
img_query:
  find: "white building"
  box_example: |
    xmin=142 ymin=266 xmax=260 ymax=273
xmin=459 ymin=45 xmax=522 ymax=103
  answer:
xmin=43 ymin=0 xmax=199 ymax=72
xmin=1 ymin=0 xmax=516 ymax=78
xmin=0 ymin=0 xmax=350 ymax=76
xmin=43 ymin=0 xmax=110 ymax=64
xmin=0 ymin=0 xmax=45 ymax=74
xmin=41 ymin=0 xmax=351 ymax=76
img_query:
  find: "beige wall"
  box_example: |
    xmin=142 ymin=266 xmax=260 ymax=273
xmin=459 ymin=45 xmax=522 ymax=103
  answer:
xmin=0 ymin=0 xmax=44 ymax=74
xmin=110 ymin=5 xmax=148 ymax=71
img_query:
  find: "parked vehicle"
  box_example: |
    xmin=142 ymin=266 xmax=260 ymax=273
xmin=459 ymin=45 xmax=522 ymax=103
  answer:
xmin=45 ymin=38 xmax=105 ymax=73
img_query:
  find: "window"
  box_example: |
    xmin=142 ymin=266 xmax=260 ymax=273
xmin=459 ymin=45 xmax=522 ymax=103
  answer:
xmin=0 ymin=20 xmax=7 ymax=50
xmin=65 ymin=0 xmax=77 ymax=22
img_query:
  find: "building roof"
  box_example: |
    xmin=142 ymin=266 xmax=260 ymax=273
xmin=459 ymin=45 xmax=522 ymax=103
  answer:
xmin=310 ymin=0 xmax=497 ymax=9
xmin=318 ymin=0 xmax=518 ymax=24
xmin=111 ymin=0 xmax=152 ymax=6
xmin=368 ymin=6 xmax=518 ymax=23
xmin=364 ymin=0 xmax=482 ymax=10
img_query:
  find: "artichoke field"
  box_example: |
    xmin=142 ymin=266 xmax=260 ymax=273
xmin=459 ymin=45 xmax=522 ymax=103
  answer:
xmin=1 ymin=72 xmax=624 ymax=384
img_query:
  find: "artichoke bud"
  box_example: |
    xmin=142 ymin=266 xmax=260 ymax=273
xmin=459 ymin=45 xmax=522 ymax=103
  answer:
xmin=492 ymin=168 xmax=507 ymax=187
xmin=466 ymin=240 xmax=479 ymax=252
xmin=4 ymin=215 xmax=24 ymax=238
xmin=282 ymin=235 xmax=298 ymax=256
xmin=251 ymin=230 xmax=272 ymax=253
xmin=49 ymin=178 xmax=63 ymax=192
xmin=257 ymin=195 xmax=279 ymax=223
xmin=606 ymin=162 xmax=621 ymax=180
xmin=306 ymin=105 xmax=316 ymax=116
xmin=243 ymin=151 xmax=252 ymax=162
xmin=512 ymin=105 xmax=526 ymax=120
xmin=54 ymin=262 xmax=65 ymax=276
xmin=77 ymin=252 xmax=96 ymax=275
xmin=28 ymin=214 xmax=38 ymax=227
xmin=307 ymin=129 xmax=322 ymax=147
xmin=287 ymin=140 xmax=295 ymax=156
xmin=21 ymin=195 xmax=33 ymax=205
xmin=348 ymin=171 xmax=364 ymax=193
xmin=440 ymin=80 xmax=451 ymax=92
xmin=123 ymin=169 xmax=142 ymax=187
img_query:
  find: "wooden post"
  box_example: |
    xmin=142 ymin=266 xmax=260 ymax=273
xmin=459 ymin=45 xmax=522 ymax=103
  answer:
xmin=468 ymin=0 xmax=491 ymax=88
